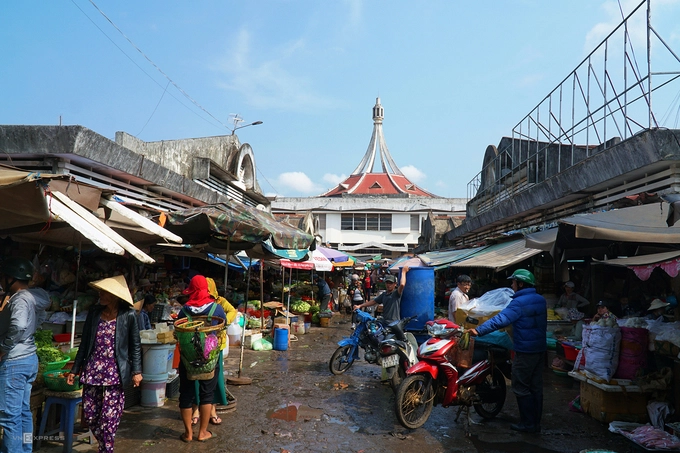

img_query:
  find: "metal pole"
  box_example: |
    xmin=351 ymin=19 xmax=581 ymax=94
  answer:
xmin=70 ymin=241 xmax=82 ymax=350
xmin=647 ymin=0 xmax=652 ymax=128
xmin=237 ymin=263 xmax=252 ymax=379
xmin=259 ymin=262 xmax=264 ymax=329
xmin=223 ymin=238 xmax=231 ymax=295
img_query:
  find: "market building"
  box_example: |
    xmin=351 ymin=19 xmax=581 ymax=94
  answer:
xmin=0 ymin=122 xmax=320 ymax=451
xmin=421 ymin=0 xmax=680 ymax=429
xmin=271 ymin=98 xmax=467 ymax=260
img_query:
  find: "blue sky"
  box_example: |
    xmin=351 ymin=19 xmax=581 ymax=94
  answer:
xmin=2 ymin=0 xmax=680 ymax=199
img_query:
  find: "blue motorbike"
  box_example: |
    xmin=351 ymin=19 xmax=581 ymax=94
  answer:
xmin=329 ymin=310 xmax=386 ymax=375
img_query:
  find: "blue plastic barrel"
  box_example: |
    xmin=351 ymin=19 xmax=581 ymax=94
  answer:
xmin=399 ymin=267 xmax=435 ymax=333
xmin=273 ymin=328 xmax=289 ymax=351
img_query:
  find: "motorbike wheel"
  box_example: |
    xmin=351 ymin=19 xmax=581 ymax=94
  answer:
xmin=329 ymin=345 xmax=354 ymax=375
xmin=473 ymin=366 xmax=507 ymax=419
xmin=395 ymin=374 xmax=434 ymax=429
xmin=389 ymin=366 xmax=406 ymax=393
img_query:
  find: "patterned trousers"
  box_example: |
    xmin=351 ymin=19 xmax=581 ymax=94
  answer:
xmin=82 ymin=384 xmax=125 ymax=453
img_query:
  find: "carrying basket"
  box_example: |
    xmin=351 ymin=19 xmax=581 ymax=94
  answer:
xmin=446 ymin=336 xmax=475 ymax=368
xmin=174 ymin=309 xmax=226 ymax=380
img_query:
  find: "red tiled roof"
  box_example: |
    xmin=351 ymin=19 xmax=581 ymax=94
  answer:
xmin=321 ymin=172 xmax=435 ymax=197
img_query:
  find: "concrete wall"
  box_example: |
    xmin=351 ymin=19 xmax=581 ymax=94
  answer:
xmin=115 ymin=131 xmax=240 ymax=181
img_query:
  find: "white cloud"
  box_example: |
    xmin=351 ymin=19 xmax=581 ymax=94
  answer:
xmin=277 ymin=172 xmax=323 ymax=194
xmin=322 ymin=173 xmax=347 ymax=185
xmin=215 ymin=28 xmax=340 ymax=111
xmin=585 ymin=0 xmax=651 ymax=52
xmin=400 ymin=165 xmax=426 ymax=183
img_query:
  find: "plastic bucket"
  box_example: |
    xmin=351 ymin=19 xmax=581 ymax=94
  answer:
xmin=274 ymin=328 xmax=289 ymax=351
xmin=319 ymin=317 xmax=330 ymax=327
xmin=172 ymin=343 xmax=181 ymax=369
xmin=399 ymin=267 xmax=435 ymax=331
xmin=140 ymin=372 xmax=168 ymax=407
xmin=142 ymin=344 xmax=175 ymax=376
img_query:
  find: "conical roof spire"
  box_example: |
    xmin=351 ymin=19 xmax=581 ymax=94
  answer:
xmin=319 ymin=98 xmax=436 ymax=197
xmin=350 ymin=98 xmax=403 ymax=176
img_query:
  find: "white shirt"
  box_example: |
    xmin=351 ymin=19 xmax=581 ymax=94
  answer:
xmin=448 ymin=287 xmax=469 ymax=321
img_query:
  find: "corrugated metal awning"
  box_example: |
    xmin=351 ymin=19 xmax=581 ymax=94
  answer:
xmin=525 ymin=228 xmax=558 ymax=252
xmin=419 ymin=247 xmax=482 ymax=269
xmin=446 ymin=239 xmax=543 ymax=271
xmin=593 ymin=250 xmax=680 ymax=267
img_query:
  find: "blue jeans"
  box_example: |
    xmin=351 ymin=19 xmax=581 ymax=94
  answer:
xmin=0 ymin=354 xmax=38 ymax=453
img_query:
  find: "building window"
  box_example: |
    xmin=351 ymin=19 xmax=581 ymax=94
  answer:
xmin=341 ymin=213 xmax=391 ymax=231
xmin=366 ymin=214 xmax=379 ymax=231
xmin=410 ymin=214 xmax=420 ymax=231
xmin=379 ymin=214 xmax=391 ymax=231
xmin=315 ymin=214 xmax=326 ymax=230
xmin=341 ymin=214 xmax=353 ymax=230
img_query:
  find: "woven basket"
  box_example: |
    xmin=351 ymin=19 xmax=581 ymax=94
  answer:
xmin=174 ymin=316 xmax=226 ymax=380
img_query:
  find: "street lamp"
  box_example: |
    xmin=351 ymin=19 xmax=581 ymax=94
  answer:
xmin=231 ymin=120 xmax=263 ymax=135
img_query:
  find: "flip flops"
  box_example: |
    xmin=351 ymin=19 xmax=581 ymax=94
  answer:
xmin=179 ymin=433 xmax=191 ymax=443
xmin=209 ymin=416 xmax=222 ymax=425
xmin=197 ymin=431 xmax=217 ymax=442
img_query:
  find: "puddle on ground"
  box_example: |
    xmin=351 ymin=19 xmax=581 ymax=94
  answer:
xmin=325 ymin=416 xmax=346 ymax=425
xmin=266 ymin=403 xmax=324 ymax=422
xmin=468 ymin=434 xmax=562 ymax=453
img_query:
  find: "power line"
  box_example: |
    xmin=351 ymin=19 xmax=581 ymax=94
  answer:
xmin=71 ymin=0 xmax=229 ymax=132
xmin=136 ymin=81 xmax=170 ymax=137
xmin=257 ymin=167 xmax=280 ymax=195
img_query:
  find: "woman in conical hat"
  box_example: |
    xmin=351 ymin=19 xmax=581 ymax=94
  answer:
xmin=66 ymin=275 xmax=142 ymax=453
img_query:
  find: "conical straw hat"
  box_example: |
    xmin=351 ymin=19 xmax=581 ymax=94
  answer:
xmin=89 ymin=275 xmax=134 ymax=306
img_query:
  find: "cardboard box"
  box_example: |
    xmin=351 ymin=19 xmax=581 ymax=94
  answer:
xmin=156 ymin=331 xmax=176 ymax=344
xmin=579 ymin=380 xmax=650 ymax=423
xmin=455 ymin=309 xmax=512 ymax=334
xmin=246 ymin=332 xmax=263 ymax=349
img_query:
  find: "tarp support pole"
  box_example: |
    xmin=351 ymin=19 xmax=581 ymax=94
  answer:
xmin=259 ymin=263 xmax=264 ymax=329
xmin=70 ymin=241 xmax=82 ymax=350
xmin=223 ymin=238 xmax=231 ymax=295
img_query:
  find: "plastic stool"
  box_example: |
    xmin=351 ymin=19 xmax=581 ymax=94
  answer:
xmin=37 ymin=390 xmax=83 ymax=453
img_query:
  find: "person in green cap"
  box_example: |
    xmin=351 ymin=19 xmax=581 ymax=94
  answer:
xmin=469 ymin=269 xmax=547 ymax=434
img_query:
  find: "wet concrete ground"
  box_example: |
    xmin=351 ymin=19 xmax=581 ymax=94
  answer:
xmin=39 ymin=312 xmax=638 ymax=453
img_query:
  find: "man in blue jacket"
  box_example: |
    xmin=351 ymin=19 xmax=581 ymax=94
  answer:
xmin=470 ymin=269 xmax=547 ymax=434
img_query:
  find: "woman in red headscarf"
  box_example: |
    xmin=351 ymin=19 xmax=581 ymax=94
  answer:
xmin=176 ymin=275 xmax=226 ymax=443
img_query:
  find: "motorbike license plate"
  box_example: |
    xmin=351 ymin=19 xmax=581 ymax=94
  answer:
xmin=382 ymin=354 xmax=399 ymax=368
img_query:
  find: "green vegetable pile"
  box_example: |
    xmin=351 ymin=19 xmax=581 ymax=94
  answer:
xmin=35 ymin=330 xmax=53 ymax=348
xmin=290 ymin=300 xmax=311 ymax=313
xmin=309 ymin=305 xmax=321 ymax=315
xmin=37 ymin=346 xmax=65 ymax=364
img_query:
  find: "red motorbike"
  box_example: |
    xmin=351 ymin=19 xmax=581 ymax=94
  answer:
xmin=394 ymin=318 xmax=511 ymax=432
